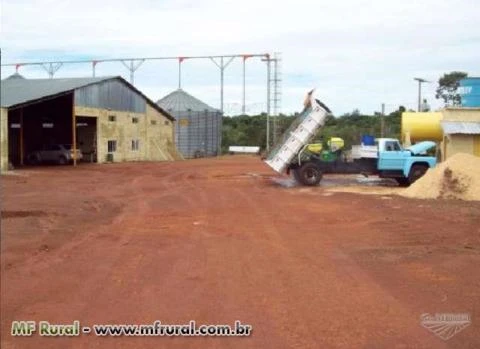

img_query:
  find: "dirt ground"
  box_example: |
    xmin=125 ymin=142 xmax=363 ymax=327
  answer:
xmin=1 ymin=156 xmax=479 ymax=348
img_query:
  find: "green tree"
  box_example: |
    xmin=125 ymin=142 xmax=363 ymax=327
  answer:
xmin=435 ymin=71 xmax=468 ymax=106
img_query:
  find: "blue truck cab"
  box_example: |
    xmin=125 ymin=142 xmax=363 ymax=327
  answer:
xmin=377 ymin=138 xmax=437 ymax=186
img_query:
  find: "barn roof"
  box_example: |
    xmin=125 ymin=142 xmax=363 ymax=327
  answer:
xmin=0 ymin=76 xmax=174 ymax=121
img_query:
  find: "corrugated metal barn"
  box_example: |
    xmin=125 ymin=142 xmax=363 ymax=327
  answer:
xmin=0 ymin=75 xmax=180 ymax=172
xmin=157 ymin=89 xmax=222 ymax=158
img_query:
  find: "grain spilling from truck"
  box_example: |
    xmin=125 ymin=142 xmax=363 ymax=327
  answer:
xmin=401 ymin=153 xmax=480 ymax=201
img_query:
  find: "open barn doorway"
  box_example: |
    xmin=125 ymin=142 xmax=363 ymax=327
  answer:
xmin=7 ymin=93 xmax=75 ymax=167
xmin=76 ymin=116 xmax=97 ymax=163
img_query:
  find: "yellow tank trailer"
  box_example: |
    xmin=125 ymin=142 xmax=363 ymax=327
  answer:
xmin=401 ymin=112 xmax=443 ymax=144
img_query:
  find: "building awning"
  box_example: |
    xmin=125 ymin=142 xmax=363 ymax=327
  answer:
xmin=441 ymin=121 xmax=480 ymax=135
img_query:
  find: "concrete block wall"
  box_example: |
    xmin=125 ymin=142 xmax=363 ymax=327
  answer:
xmin=444 ymin=134 xmax=476 ymax=160
xmin=75 ymin=105 xmax=177 ymax=163
xmin=145 ymin=104 xmax=177 ymax=161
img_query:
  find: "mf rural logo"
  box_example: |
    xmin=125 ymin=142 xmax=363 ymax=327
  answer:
xmin=420 ymin=313 xmax=471 ymax=340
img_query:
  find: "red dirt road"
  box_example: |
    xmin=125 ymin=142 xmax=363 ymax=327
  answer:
xmin=1 ymin=156 xmax=479 ymax=348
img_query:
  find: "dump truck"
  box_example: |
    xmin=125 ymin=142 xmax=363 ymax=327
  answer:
xmin=264 ymin=91 xmax=437 ymax=186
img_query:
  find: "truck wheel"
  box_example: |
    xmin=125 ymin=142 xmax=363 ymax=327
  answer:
xmin=58 ymin=156 xmax=68 ymax=165
xmin=408 ymin=164 xmax=428 ymax=184
xmin=297 ymin=163 xmax=323 ymax=186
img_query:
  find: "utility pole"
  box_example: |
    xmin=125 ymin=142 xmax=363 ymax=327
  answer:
xmin=381 ymin=103 xmax=385 ymax=137
xmin=414 ymin=77 xmax=428 ymax=112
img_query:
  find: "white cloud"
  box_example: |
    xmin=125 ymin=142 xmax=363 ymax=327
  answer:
xmin=1 ymin=0 xmax=479 ymax=115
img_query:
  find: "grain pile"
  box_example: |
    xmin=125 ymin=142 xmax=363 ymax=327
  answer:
xmin=401 ymin=153 xmax=480 ymax=201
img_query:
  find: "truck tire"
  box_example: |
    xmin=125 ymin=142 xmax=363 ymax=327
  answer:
xmin=408 ymin=164 xmax=428 ymax=184
xmin=297 ymin=163 xmax=323 ymax=186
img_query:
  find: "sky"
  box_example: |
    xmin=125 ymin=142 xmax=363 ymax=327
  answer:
xmin=1 ymin=0 xmax=479 ymax=116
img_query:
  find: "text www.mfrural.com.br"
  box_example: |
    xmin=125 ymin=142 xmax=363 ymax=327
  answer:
xmin=11 ymin=320 xmax=252 ymax=337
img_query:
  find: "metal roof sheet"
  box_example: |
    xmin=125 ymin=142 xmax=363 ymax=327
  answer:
xmin=0 ymin=76 xmax=174 ymax=121
xmin=441 ymin=121 xmax=480 ymax=134
xmin=1 ymin=76 xmax=114 ymax=108
xmin=157 ymin=89 xmax=219 ymax=113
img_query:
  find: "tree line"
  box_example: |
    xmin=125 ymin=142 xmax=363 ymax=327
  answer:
xmin=221 ymin=70 xmax=469 ymax=153
xmin=221 ymin=108 xmax=403 ymax=153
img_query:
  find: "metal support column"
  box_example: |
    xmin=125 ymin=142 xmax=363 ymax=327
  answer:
xmin=41 ymin=62 xmax=63 ymax=78
xmin=241 ymin=55 xmax=253 ymax=115
xmin=266 ymin=59 xmax=271 ymax=150
xmin=92 ymin=61 xmax=98 ymax=77
xmin=261 ymin=55 xmax=272 ymax=151
xmin=121 ymin=59 xmax=145 ymax=84
xmin=178 ymin=57 xmax=185 ymax=89
xmin=220 ymin=57 xmax=225 ymax=113
xmin=210 ymin=56 xmax=235 ymax=114
xmin=272 ymin=52 xmax=282 ymax=144
xmin=273 ymin=58 xmax=278 ymax=143
xmin=242 ymin=57 xmax=246 ymax=114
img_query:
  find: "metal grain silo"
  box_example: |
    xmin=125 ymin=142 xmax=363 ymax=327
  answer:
xmin=157 ymin=89 xmax=222 ymax=158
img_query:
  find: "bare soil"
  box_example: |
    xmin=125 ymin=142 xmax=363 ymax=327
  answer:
xmin=1 ymin=156 xmax=479 ymax=348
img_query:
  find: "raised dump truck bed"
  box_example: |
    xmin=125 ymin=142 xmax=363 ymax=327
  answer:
xmin=265 ymin=93 xmax=330 ymax=173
